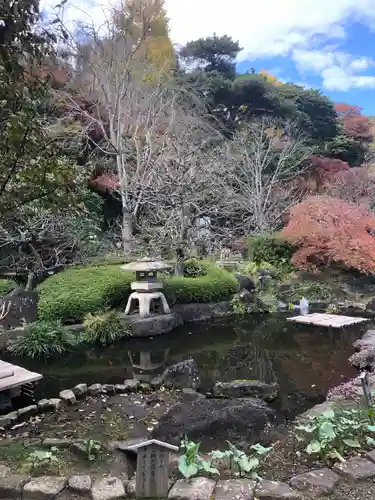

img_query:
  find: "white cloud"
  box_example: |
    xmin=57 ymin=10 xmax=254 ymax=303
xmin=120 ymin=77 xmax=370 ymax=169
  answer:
xmin=41 ymin=0 xmax=375 ymax=91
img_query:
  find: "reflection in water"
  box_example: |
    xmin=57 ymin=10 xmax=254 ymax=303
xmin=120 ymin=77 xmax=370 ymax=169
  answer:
xmin=5 ymin=313 xmax=365 ymax=419
xmin=127 ymin=349 xmax=170 ymax=382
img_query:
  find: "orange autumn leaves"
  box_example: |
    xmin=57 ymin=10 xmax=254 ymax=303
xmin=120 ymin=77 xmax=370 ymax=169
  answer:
xmin=281 ymin=196 xmax=375 ymax=274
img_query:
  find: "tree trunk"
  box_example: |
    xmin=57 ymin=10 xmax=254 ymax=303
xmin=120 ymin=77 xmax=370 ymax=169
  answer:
xmin=122 ymin=211 xmax=133 ymax=255
xmin=25 ymin=271 xmax=36 ymax=291
xmin=175 ymin=247 xmax=185 ymax=276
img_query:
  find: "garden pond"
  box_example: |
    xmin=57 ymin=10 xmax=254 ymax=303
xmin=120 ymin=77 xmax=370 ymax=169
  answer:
xmin=3 ymin=313 xmax=365 ymax=420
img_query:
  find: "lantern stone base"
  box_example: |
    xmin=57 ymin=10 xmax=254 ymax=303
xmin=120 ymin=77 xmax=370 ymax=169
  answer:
xmin=125 ymin=291 xmax=171 ymax=318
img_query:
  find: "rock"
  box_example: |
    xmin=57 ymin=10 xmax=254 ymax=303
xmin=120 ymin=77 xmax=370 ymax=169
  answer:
xmin=18 ymin=405 xmax=38 ymax=419
xmin=126 ymin=478 xmax=136 ymax=498
xmin=0 ymin=475 xmax=30 ymax=498
xmin=366 ymin=298 xmax=375 ymax=312
xmin=59 ymin=389 xmax=76 ymax=404
xmin=88 ymin=383 xmax=103 ymax=396
xmin=213 ymin=479 xmax=256 ymax=500
xmin=150 ymin=377 xmax=163 ymax=390
xmin=46 ymin=398 xmax=62 ymax=410
xmin=70 ymin=442 xmax=87 ymax=458
xmin=68 ymin=475 xmax=92 ymax=493
xmin=333 ymin=456 xmax=375 ymax=481
xmin=0 ymin=413 xmax=14 ymax=428
xmin=181 ymin=388 xmax=205 ymax=402
xmin=37 ymin=399 xmax=57 ymax=413
xmin=122 ymin=312 xmax=182 ymax=336
xmin=42 ymin=437 xmax=72 ymax=448
xmin=102 ymin=384 xmax=116 ymax=394
xmin=23 ymin=476 xmax=67 ymax=499
xmin=152 ymin=397 xmax=283 ymax=450
xmin=173 ymin=303 xmax=214 ymax=323
xmin=0 ymin=464 xmax=11 ymax=477
xmin=91 ymin=477 xmax=126 ymax=500
xmin=73 ymin=383 xmax=88 ymax=397
xmin=366 ymin=449 xmax=375 ymax=463
xmin=238 ymin=289 xmax=254 ymax=303
xmin=168 ymin=477 xmax=216 ymax=500
xmin=115 ymin=384 xmax=127 ymax=393
xmin=139 ymin=383 xmax=151 ymax=392
xmin=123 ymin=379 xmax=140 ymax=392
xmin=255 ymin=479 xmax=302 ymax=499
xmin=290 ymin=468 xmax=339 ymax=497
xmin=354 ymin=330 xmax=375 ymax=350
xmin=234 ymin=274 xmax=255 ymax=292
xmin=162 ymin=359 xmax=201 ymax=390
xmin=213 ymin=380 xmax=278 ymax=402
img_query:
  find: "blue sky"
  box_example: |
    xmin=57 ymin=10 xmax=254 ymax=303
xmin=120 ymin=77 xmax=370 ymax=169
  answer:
xmin=42 ymin=0 xmax=375 ymax=115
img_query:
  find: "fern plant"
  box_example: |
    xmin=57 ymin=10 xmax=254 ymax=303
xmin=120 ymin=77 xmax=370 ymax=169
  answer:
xmin=83 ymin=310 xmax=129 ymax=345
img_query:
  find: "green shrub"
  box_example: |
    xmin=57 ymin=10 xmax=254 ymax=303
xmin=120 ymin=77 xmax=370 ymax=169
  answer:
xmin=38 ymin=262 xmax=239 ymax=323
xmin=83 ymin=310 xmax=128 ymax=345
xmin=183 ymin=258 xmax=207 ymax=278
xmin=38 ymin=266 xmax=134 ymax=323
xmin=247 ymin=234 xmax=296 ymax=266
xmin=277 ymin=280 xmax=334 ymax=303
xmin=7 ymin=320 xmax=79 ymax=359
xmin=0 ymin=279 xmax=16 ymax=295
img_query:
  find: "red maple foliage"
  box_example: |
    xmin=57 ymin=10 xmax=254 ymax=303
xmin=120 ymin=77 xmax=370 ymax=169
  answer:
xmin=281 ymin=195 xmax=375 ymax=274
xmin=334 ymin=103 xmax=373 ymax=141
xmin=307 ymin=155 xmax=350 ymax=191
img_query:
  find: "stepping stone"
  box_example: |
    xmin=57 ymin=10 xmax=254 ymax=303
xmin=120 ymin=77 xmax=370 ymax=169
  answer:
xmin=213 ymin=479 xmax=256 ymax=499
xmin=168 ymin=478 xmax=216 ymax=499
xmin=0 ymin=475 xmax=29 ymax=498
xmin=91 ymin=477 xmax=125 ymax=500
xmin=23 ymin=476 xmax=67 ymax=499
xmin=47 ymin=398 xmax=62 ymax=410
xmin=37 ymin=399 xmax=57 ymax=413
xmin=102 ymin=384 xmax=116 ymax=394
xmin=88 ymin=384 xmax=102 ymax=396
xmin=333 ymin=456 xmax=375 ymax=481
xmin=123 ymin=379 xmax=140 ymax=392
xmin=115 ymin=384 xmax=127 ymax=393
xmin=68 ymin=474 xmax=92 ymax=493
xmin=59 ymin=389 xmax=76 ymax=404
xmin=290 ymin=468 xmax=339 ymax=497
xmin=255 ymin=479 xmax=302 ymax=499
xmin=73 ymin=383 xmax=88 ymax=396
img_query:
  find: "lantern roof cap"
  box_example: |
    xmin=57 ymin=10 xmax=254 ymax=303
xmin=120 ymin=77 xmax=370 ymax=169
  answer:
xmin=120 ymin=257 xmax=171 ymax=272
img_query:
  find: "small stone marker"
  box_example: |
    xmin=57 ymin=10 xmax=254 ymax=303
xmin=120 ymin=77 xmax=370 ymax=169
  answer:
xmin=125 ymin=438 xmax=179 ymax=498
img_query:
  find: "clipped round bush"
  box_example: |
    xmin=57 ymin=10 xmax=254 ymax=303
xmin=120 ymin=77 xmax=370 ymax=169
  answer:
xmin=38 ymin=262 xmax=239 ymax=323
xmin=0 ymin=278 xmax=17 ymax=295
xmin=183 ymin=258 xmax=207 ymax=278
xmin=7 ymin=320 xmax=79 ymax=359
xmin=83 ymin=310 xmax=128 ymax=345
xmin=247 ymin=233 xmax=296 ymax=266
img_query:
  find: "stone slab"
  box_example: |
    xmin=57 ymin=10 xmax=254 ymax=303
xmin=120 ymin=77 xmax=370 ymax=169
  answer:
xmin=91 ymin=477 xmax=125 ymax=500
xmin=168 ymin=477 xmax=216 ymax=500
xmin=333 ymin=456 xmax=375 ymax=481
xmin=68 ymin=474 xmax=92 ymax=493
xmin=289 ymin=468 xmax=339 ymax=497
xmin=213 ymin=479 xmax=256 ymax=499
xmin=255 ymin=479 xmax=302 ymax=499
xmin=0 ymin=475 xmax=29 ymax=498
xmin=23 ymin=476 xmax=67 ymax=499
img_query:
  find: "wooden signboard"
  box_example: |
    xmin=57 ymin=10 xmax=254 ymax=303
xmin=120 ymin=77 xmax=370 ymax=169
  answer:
xmin=125 ymin=439 xmax=179 ymax=498
xmin=0 ymin=292 xmax=38 ymax=329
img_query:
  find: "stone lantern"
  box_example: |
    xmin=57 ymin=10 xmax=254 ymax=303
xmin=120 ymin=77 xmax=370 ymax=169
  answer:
xmin=121 ymin=258 xmax=171 ymax=318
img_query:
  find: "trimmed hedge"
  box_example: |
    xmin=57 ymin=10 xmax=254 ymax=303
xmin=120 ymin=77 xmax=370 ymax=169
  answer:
xmin=247 ymin=233 xmax=296 ymax=266
xmin=38 ymin=262 xmax=239 ymax=323
xmin=0 ymin=279 xmax=16 ymax=295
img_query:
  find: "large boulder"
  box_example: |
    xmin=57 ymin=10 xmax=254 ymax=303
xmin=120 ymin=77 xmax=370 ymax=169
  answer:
xmin=212 ymin=380 xmax=278 ymax=402
xmin=366 ymin=298 xmax=375 ymax=313
xmin=152 ymin=397 xmax=284 ymax=451
xmin=162 ymin=359 xmax=201 ymax=389
xmin=234 ymin=274 xmax=255 ymax=293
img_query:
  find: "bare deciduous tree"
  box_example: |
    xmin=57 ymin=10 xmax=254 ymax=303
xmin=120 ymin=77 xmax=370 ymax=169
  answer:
xmin=219 ymin=117 xmax=312 ymax=235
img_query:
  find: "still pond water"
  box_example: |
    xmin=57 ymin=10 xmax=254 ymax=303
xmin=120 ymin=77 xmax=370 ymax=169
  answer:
xmin=6 ymin=313 xmax=366 ymax=419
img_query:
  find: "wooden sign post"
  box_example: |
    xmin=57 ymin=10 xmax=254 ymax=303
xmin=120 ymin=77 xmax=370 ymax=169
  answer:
xmin=125 ymin=439 xmax=179 ymax=498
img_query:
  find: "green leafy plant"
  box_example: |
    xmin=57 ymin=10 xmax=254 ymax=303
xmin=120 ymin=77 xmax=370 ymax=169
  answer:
xmin=81 ymin=439 xmax=102 ymax=461
xmin=295 ymin=407 xmax=375 ymax=463
xmin=7 ymin=320 xmax=79 ymax=359
xmin=0 ymin=279 xmax=16 ymax=295
xmin=83 ymin=310 xmax=128 ymax=345
xmin=277 ymin=280 xmax=334 ymax=304
xmin=231 ymin=295 xmax=247 ymax=315
xmin=26 ymin=448 xmax=59 ymax=473
xmin=210 ymin=441 xmax=272 ymax=479
xmin=179 ymin=437 xmax=219 ymax=479
xmin=183 ymin=258 xmax=207 ymax=278
xmin=247 ymin=233 xmax=296 ymax=266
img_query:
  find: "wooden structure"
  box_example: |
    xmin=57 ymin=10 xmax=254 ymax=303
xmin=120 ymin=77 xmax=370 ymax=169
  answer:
xmin=125 ymin=438 xmax=178 ymax=498
xmin=287 ymin=313 xmax=369 ymax=328
xmin=0 ymin=360 xmax=42 ymax=395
